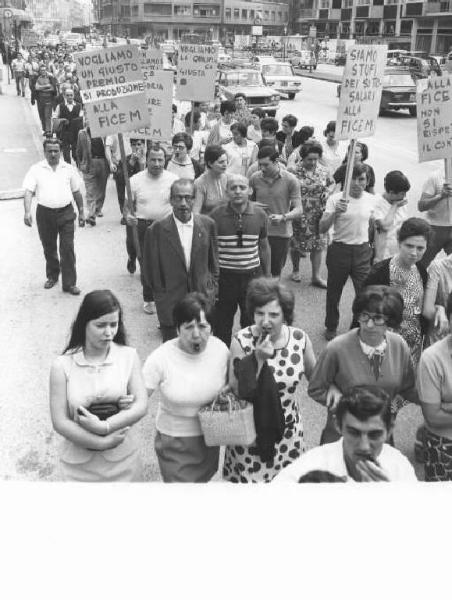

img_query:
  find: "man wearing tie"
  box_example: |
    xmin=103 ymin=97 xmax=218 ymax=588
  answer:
xmin=143 ymin=179 xmax=219 ymax=341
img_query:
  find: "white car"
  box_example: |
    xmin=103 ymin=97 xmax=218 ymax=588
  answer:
xmin=261 ymin=62 xmax=302 ymax=100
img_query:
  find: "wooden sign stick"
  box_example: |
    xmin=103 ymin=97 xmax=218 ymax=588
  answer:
xmin=118 ymin=132 xmax=141 ymax=260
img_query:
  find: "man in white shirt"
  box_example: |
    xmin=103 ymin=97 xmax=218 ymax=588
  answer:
xmin=274 ymin=386 xmax=417 ymax=483
xmin=319 ymin=163 xmax=376 ymax=340
xmin=418 ymin=167 xmax=452 ymax=268
xmin=125 ymin=146 xmax=179 ymax=314
xmin=12 ymin=51 xmax=27 ymax=96
xmin=144 ymin=179 xmax=219 ymax=341
xmin=372 ymin=170 xmax=410 ymax=263
xmin=22 ymin=138 xmax=84 ymax=295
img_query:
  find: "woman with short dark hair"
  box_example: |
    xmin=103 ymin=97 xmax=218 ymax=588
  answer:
xmin=223 ymin=277 xmax=316 ymax=483
xmin=49 ymin=290 xmax=148 ymax=481
xmin=224 ymin=122 xmax=258 ymax=176
xmin=319 ymin=120 xmax=345 ymax=176
xmin=166 ymin=131 xmax=203 ymax=179
xmin=289 ymin=141 xmax=334 ymax=286
xmin=363 ymin=217 xmax=431 ymax=365
xmin=308 ymin=285 xmax=418 ymax=444
xmin=193 ymin=144 xmax=228 ymax=214
xmin=418 ymin=291 xmax=452 ymax=480
xmin=142 ymin=292 xmax=229 ymax=482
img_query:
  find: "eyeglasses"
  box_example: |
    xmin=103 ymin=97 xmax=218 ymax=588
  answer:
xmin=358 ymin=312 xmax=387 ymax=326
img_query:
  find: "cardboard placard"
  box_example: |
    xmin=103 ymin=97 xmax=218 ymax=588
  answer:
xmin=74 ymin=45 xmax=149 ymax=137
xmin=336 ymin=45 xmax=387 ymax=141
xmin=21 ymin=30 xmax=40 ymax=48
xmin=417 ymin=75 xmax=452 ymax=162
xmin=176 ymin=44 xmax=218 ymax=102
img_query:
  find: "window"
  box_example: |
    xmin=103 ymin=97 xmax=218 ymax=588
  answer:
xmin=278 ymin=11 xmax=282 ymax=19
xmin=131 ymin=4 xmax=138 ymax=15
xmin=174 ymin=4 xmax=192 ymax=15
xmin=234 ymin=8 xmax=240 ymax=18
xmin=144 ymin=3 xmax=172 ymax=15
xmin=193 ymin=4 xmax=220 ymax=17
xmin=320 ymin=0 xmax=329 ymax=7
xmin=344 ymin=0 xmax=353 ymax=7
xmin=356 ymin=0 xmax=369 ymax=4
xmin=242 ymin=8 xmax=247 ymax=18
xmin=271 ymin=10 xmax=275 ymax=20
xmin=264 ymin=10 xmax=269 ymax=19
xmin=225 ymin=7 xmax=231 ymax=18
xmin=250 ymin=9 xmax=255 ymax=18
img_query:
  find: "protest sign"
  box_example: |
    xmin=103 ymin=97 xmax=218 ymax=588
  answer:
xmin=416 ymin=75 xmax=452 ymax=162
xmin=126 ymin=48 xmax=172 ymax=141
xmin=336 ymin=45 xmax=387 ymax=141
xmin=176 ymin=44 xmax=218 ymax=101
xmin=22 ymin=30 xmax=40 ymax=48
xmin=74 ymin=44 xmax=149 ymax=137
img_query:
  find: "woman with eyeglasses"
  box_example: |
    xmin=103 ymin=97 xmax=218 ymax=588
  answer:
xmin=166 ymin=132 xmax=203 ymax=180
xmin=308 ymin=285 xmax=418 ymax=445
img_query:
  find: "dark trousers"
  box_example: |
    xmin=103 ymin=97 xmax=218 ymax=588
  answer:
xmin=62 ymin=140 xmax=77 ymax=165
xmin=420 ymin=225 xmax=452 ymax=269
xmin=114 ymin=169 xmax=126 ymax=213
xmin=214 ymin=269 xmax=259 ymax=347
xmin=161 ymin=325 xmax=177 ymax=342
xmin=269 ymin=236 xmax=290 ymax=277
xmin=36 ymin=203 xmax=76 ymax=289
xmin=15 ymin=73 xmax=25 ymax=94
xmin=37 ymin=99 xmax=53 ymax=133
xmin=325 ymin=242 xmax=372 ymax=331
xmin=137 ymin=218 xmax=154 ymax=302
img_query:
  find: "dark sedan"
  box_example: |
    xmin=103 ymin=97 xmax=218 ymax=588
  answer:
xmin=379 ymin=69 xmax=417 ymax=117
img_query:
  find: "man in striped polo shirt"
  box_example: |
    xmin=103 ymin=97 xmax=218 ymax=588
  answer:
xmin=210 ymin=174 xmax=271 ymax=347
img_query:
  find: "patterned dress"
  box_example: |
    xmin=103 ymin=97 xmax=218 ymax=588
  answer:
xmin=223 ymin=326 xmax=308 ymax=483
xmin=291 ymin=163 xmax=333 ymax=254
xmin=389 ymin=257 xmax=424 ymax=366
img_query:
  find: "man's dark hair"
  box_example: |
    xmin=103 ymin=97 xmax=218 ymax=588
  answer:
xmin=43 ymin=137 xmax=62 ymax=151
xmin=282 ymin=114 xmax=298 ymax=128
xmin=260 ymin=117 xmax=279 ymax=135
xmin=234 ymin=92 xmax=246 ymax=101
xmin=384 ymin=170 xmax=410 ymax=194
xmin=335 ymin=385 xmax=393 ymax=430
xmin=184 ymin=110 xmax=201 ymax=127
xmin=172 ymin=131 xmax=193 ymax=151
xmin=230 ymin=122 xmax=247 ymax=137
xmin=220 ymin=100 xmax=236 ymax=116
xmin=257 ymin=146 xmax=279 ymax=161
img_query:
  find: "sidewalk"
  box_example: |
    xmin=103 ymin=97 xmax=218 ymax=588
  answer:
xmin=293 ymin=63 xmax=344 ymax=84
xmin=0 ymin=63 xmax=43 ymax=199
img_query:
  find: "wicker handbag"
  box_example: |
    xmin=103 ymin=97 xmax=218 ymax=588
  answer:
xmin=199 ymin=391 xmax=256 ymax=447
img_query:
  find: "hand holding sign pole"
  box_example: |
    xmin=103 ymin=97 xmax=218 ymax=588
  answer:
xmin=335 ymin=45 xmax=387 ymax=202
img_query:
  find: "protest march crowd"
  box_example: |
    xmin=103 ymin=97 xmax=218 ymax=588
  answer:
xmin=13 ymin=40 xmax=452 ymax=484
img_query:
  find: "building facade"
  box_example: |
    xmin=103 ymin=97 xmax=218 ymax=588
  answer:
xmin=293 ymin=0 xmax=452 ymax=55
xmin=97 ymin=0 xmax=289 ymax=41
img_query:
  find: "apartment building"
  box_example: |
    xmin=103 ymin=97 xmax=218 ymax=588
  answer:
xmin=293 ymin=0 xmax=452 ymax=55
xmin=97 ymin=0 xmax=290 ymax=41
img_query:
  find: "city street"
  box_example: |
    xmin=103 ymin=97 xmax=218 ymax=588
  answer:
xmin=0 ymin=69 xmax=429 ymax=481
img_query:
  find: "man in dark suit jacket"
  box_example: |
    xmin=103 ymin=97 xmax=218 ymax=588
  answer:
xmin=143 ymin=178 xmax=219 ymax=341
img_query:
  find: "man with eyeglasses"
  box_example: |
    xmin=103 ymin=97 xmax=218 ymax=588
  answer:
xmin=143 ymin=179 xmax=219 ymax=341
xmin=210 ymin=174 xmax=271 ymax=346
xmin=275 ymin=386 xmax=417 ymax=482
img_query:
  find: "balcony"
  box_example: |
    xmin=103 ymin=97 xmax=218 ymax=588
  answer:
xmin=424 ymin=0 xmax=452 ymax=14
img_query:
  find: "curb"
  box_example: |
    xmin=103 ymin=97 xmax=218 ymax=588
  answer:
xmin=0 ymin=188 xmax=25 ymax=201
xmin=295 ymin=70 xmax=342 ymax=84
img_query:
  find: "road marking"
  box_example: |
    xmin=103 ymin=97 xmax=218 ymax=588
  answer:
xmin=1 ymin=148 xmax=28 ymax=153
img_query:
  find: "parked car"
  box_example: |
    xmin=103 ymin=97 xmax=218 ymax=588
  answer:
xmin=217 ymin=50 xmax=232 ymax=65
xmin=399 ymin=55 xmax=441 ymax=78
xmin=251 ymin=55 xmax=278 ymax=68
xmin=290 ymin=50 xmax=317 ymax=70
xmin=217 ymin=69 xmax=280 ymax=116
xmin=261 ymin=62 xmax=302 ymax=100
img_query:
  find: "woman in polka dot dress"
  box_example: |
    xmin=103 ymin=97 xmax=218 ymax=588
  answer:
xmin=223 ymin=278 xmax=316 ymax=483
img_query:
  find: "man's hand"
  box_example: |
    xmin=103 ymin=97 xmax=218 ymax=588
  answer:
xmin=395 ymin=198 xmax=408 ymax=208
xmin=356 ymin=459 xmax=390 ymax=482
xmin=109 ymin=162 xmax=117 ymax=173
xmin=78 ymin=215 xmax=85 ymax=228
xmin=335 ymin=199 xmax=348 ymax=214
xmin=125 ymin=214 xmax=138 ymax=226
xmin=434 ymin=305 xmax=449 ymax=336
xmin=326 ymin=384 xmax=342 ymax=410
xmin=441 ymin=183 xmax=452 ymax=199
xmin=24 ymin=212 xmax=33 ymax=227
xmin=269 ymin=213 xmax=285 ymax=225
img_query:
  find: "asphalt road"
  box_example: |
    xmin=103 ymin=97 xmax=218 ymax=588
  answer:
xmin=0 ymin=74 xmax=429 ymax=480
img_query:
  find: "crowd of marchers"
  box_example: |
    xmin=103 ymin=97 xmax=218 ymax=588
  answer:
xmin=15 ymin=41 xmax=452 ymax=483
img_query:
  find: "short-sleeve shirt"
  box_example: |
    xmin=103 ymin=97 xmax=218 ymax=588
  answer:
xmin=325 ymin=191 xmax=376 ymax=245
xmin=373 ymin=194 xmax=409 ymax=259
xmin=422 ymin=170 xmax=452 ymax=226
xmin=427 ymin=255 xmax=452 ymax=308
xmin=418 ymin=336 xmax=452 ymax=438
xmin=142 ymin=336 xmax=229 ymax=437
xmin=249 ymin=168 xmax=301 ymax=238
xmin=210 ymin=201 xmax=268 ymax=272
xmin=105 ymin=134 xmax=132 ymax=164
xmin=224 ymin=139 xmax=257 ymax=176
xmin=130 ymin=169 xmax=178 ymax=220
xmin=22 ymin=159 xmax=80 ymax=208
